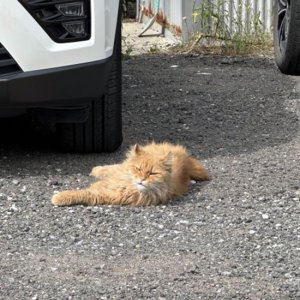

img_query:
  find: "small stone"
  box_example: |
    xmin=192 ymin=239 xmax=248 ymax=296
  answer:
xmin=284 ymin=273 xmax=292 ymax=278
xmin=249 ymin=230 xmax=256 ymax=235
xmin=222 ymin=271 xmax=232 ymax=276
xmin=178 ymin=220 xmax=189 ymax=225
xmin=261 ymin=214 xmax=269 ymax=219
xmin=9 ymin=204 xmax=18 ymax=212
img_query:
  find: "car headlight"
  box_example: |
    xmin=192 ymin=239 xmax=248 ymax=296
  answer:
xmin=18 ymin=0 xmax=91 ymax=43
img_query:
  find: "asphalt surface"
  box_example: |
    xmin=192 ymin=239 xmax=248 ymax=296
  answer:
xmin=0 ymin=54 xmax=299 ymax=299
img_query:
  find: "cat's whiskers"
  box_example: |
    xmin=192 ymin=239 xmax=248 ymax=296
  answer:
xmin=136 ymin=181 xmax=147 ymax=191
xmin=154 ymin=182 xmax=169 ymax=196
xmin=138 ymin=181 xmax=169 ymax=200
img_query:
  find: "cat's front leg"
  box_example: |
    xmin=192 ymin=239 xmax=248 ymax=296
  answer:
xmin=90 ymin=164 xmax=120 ymax=178
xmin=90 ymin=166 xmax=106 ymax=178
xmin=52 ymin=189 xmax=105 ymax=206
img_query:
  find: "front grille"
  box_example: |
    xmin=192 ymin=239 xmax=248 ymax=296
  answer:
xmin=0 ymin=44 xmax=22 ymax=77
xmin=19 ymin=0 xmax=91 ymax=43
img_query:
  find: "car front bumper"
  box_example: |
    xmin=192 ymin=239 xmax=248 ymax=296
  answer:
xmin=0 ymin=57 xmax=112 ymax=108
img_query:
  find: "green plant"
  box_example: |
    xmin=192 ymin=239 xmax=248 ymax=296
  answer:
xmin=122 ymin=44 xmax=134 ymax=60
xmin=121 ymin=35 xmax=134 ymax=60
xmin=148 ymin=44 xmax=160 ymax=54
xmin=186 ymin=0 xmax=272 ymax=55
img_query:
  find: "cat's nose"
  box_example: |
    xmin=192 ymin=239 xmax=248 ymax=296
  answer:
xmin=137 ymin=179 xmax=145 ymax=185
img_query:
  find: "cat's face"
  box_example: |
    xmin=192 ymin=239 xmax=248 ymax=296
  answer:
xmin=128 ymin=145 xmax=172 ymax=194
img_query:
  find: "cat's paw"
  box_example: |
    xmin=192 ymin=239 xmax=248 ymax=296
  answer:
xmin=90 ymin=166 xmax=103 ymax=178
xmin=51 ymin=193 xmax=66 ymax=206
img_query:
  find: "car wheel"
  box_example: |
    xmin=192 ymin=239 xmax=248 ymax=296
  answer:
xmin=274 ymin=0 xmax=300 ymax=74
xmin=57 ymin=9 xmax=122 ymax=153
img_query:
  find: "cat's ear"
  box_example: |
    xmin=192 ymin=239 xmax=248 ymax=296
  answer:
xmin=134 ymin=144 xmax=142 ymax=155
xmin=131 ymin=144 xmax=145 ymax=156
xmin=127 ymin=144 xmax=143 ymax=159
xmin=162 ymin=152 xmax=173 ymax=171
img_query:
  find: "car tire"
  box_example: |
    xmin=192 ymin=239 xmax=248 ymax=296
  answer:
xmin=56 ymin=10 xmax=122 ymax=153
xmin=126 ymin=1 xmax=136 ymax=19
xmin=274 ymin=0 xmax=300 ymax=74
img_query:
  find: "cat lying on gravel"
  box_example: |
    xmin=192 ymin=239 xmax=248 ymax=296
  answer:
xmin=51 ymin=142 xmax=210 ymax=206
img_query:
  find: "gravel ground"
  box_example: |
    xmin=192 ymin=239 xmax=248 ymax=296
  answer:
xmin=0 ymin=54 xmax=300 ymax=299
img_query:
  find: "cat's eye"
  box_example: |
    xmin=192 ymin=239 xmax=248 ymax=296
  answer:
xmin=150 ymin=172 xmax=159 ymax=176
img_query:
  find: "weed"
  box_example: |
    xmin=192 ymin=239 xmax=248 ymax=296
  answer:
xmin=122 ymin=44 xmax=134 ymax=60
xmin=122 ymin=34 xmax=134 ymax=60
xmin=183 ymin=0 xmax=272 ymax=55
xmin=148 ymin=44 xmax=160 ymax=54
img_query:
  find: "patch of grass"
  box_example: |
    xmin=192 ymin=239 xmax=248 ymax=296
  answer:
xmin=180 ymin=0 xmax=273 ymax=56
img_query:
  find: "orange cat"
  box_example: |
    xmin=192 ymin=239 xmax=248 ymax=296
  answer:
xmin=51 ymin=142 xmax=210 ymax=206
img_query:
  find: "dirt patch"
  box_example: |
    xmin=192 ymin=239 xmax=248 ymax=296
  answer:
xmin=122 ymin=20 xmax=179 ymax=56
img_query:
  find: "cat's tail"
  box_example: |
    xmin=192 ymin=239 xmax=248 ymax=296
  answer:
xmin=52 ymin=189 xmax=107 ymax=206
xmin=187 ymin=157 xmax=210 ymax=181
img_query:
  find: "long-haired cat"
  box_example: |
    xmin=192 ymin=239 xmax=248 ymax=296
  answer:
xmin=51 ymin=142 xmax=210 ymax=206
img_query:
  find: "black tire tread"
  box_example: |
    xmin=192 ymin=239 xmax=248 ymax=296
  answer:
xmin=274 ymin=0 xmax=300 ymax=74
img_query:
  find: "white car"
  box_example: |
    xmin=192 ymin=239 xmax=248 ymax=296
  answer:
xmin=0 ymin=0 xmax=122 ymax=152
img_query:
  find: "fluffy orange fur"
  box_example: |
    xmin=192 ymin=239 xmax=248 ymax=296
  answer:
xmin=51 ymin=142 xmax=210 ymax=206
